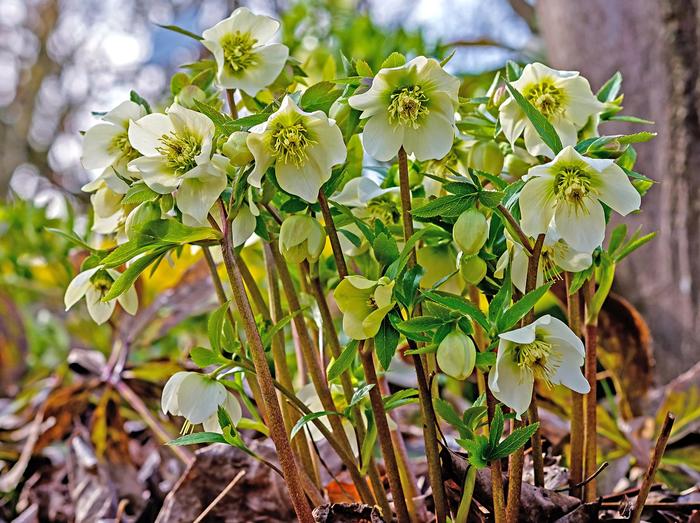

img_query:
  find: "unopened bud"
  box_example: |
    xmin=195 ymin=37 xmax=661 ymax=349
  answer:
xmin=279 ymin=215 xmax=326 ymax=264
xmin=453 ymin=208 xmax=488 ymax=255
xmin=175 ymin=85 xmax=206 ymax=109
xmin=459 ymin=254 xmax=487 ymax=285
xmin=469 ymin=141 xmax=503 ymax=175
xmin=223 ymin=131 xmax=254 ymax=166
xmin=504 ymin=153 xmax=531 ymax=179
xmin=125 ymin=201 xmax=161 ymax=240
xmin=437 ymin=330 xmax=476 ymax=380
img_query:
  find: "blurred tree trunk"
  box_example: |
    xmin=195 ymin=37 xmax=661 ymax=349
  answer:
xmin=536 ymin=0 xmax=699 ymax=383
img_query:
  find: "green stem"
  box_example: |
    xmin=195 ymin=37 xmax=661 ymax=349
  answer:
xmin=455 ymin=466 xmax=477 ymax=523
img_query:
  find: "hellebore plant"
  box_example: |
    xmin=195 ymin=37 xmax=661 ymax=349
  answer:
xmin=63 ymin=8 xmax=657 ymax=523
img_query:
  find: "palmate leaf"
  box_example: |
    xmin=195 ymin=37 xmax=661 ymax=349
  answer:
xmin=505 ymin=81 xmax=563 ymax=155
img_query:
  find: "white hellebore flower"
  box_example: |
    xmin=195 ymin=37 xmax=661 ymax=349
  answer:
xmin=81 ymin=100 xmax=145 ymax=190
xmin=499 ymin=62 xmax=604 ymax=157
xmin=488 ymin=315 xmax=590 ymax=418
xmin=202 ymin=7 xmax=289 ymax=96
xmin=247 ymin=96 xmax=346 ymax=203
xmin=64 ymin=267 xmax=138 ymax=325
xmin=128 ymin=103 xmax=228 ymax=225
xmin=349 ymin=56 xmax=460 ymax=162
xmin=519 ymin=145 xmax=641 ymax=253
xmin=161 ymin=371 xmax=242 ymax=433
xmin=495 ymin=227 xmax=592 ymax=293
xmin=231 ymin=188 xmax=260 ymax=247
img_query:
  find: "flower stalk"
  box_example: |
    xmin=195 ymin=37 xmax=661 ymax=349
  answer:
xmin=583 ymin=276 xmax=599 ymax=502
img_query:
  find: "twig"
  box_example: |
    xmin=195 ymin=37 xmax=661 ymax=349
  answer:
xmin=630 ymin=412 xmax=675 ymax=523
xmin=193 ymin=470 xmax=246 ymax=523
xmin=554 ymin=462 xmax=608 ymax=492
xmin=496 ymin=204 xmax=534 ymax=255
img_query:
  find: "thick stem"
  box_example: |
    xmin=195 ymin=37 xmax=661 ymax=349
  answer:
xmin=506 ymin=233 xmax=545 ymax=523
xmin=359 ymin=340 xmax=410 ymax=523
xmin=263 ymin=245 xmax=320 ymax=488
xmin=398 ymin=146 xmax=447 ymax=523
xmin=220 ymin=221 xmax=313 ymax=523
xmin=486 ymin=388 xmax=506 ymax=523
xmin=225 ymin=88 xmax=238 ymax=119
xmin=317 ymin=190 xmax=349 ymax=278
xmin=236 ymin=251 xmax=270 ymax=320
xmin=583 ymin=277 xmax=598 ymax=502
xmin=565 ymin=272 xmax=584 ymax=499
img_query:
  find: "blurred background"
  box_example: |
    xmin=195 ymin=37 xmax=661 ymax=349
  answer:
xmin=1 ymin=0 xmax=698 ymax=521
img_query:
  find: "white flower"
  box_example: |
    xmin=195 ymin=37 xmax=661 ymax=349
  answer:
xmin=90 ymin=183 xmax=126 ymax=236
xmin=128 ymin=103 xmax=228 ymax=225
xmin=81 ymin=100 xmax=145 ymax=189
xmin=349 ymin=56 xmax=460 ymax=162
xmin=499 ymin=62 xmax=604 ymax=157
xmin=332 ymin=176 xmax=396 ymax=207
xmin=488 ymin=315 xmax=590 ymax=418
xmin=495 ymin=227 xmax=592 ymax=293
xmin=247 ymin=96 xmax=346 ymax=203
xmin=64 ymin=267 xmax=138 ymax=324
xmin=279 ymin=214 xmax=326 ymax=264
xmin=518 ymin=145 xmax=641 ymax=253
xmin=161 ymin=371 xmax=242 ymax=432
xmin=202 ymin=7 xmax=289 ymax=96
xmin=231 ymin=188 xmax=260 ymax=247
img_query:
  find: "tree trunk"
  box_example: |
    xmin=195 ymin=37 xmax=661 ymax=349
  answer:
xmin=536 ymin=0 xmax=699 ymax=383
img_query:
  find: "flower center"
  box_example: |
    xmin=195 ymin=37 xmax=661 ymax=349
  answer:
xmin=554 ymin=164 xmax=593 ymax=205
xmin=524 ymin=80 xmax=565 ymax=119
xmin=90 ymin=272 xmax=114 ymax=297
xmin=109 ymin=131 xmax=138 ymax=161
xmin=270 ymin=122 xmax=316 ymax=166
xmin=220 ymin=32 xmax=257 ymax=74
xmin=388 ymin=85 xmax=429 ymax=128
xmin=157 ymin=132 xmax=202 ymax=176
xmin=366 ymin=198 xmax=400 ymax=225
xmin=512 ymin=338 xmax=560 ymax=387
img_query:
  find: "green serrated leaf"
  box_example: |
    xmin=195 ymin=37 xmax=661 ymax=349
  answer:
xmin=596 ymin=71 xmax=622 ymax=102
xmin=46 ymin=227 xmax=97 ymax=252
xmin=489 ymin=405 xmax=504 ymax=451
xmin=290 ymin=411 xmax=341 ymax=440
xmin=412 ymin=193 xmax=477 ymax=219
xmin=375 ymin=319 xmax=400 ymax=370
xmin=349 ymin=384 xmax=374 ymax=409
xmin=372 ymin=231 xmax=400 ymax=268
xmin=354 ymin=59 xmax=373 ymax=77
xmin=190 ymin=347 xmax=223 ymax=367
xmin=121 ymin=182 xmax=160 ymax=205
xmin=383 ymin=388 xmax=419 ymax=411
xmin=475 ymin=351 xmax=496 ymax=372
xmin=381 ymin=52 xmax=406 ymax=69
xmin=497 ymin=282 xmax=552 ymax=332
xmin=208 ymin=301 xmax=229 ymax=353
xmin=422 ymin=290 xmax=489 ymax=332
xmin=103 ymin=248 xmax=168 ymax=300
xmin=434 ymin=398 xmax=466 ymax=429
xmin=168 ymin=431 xmax=227 ymax=446
xmin=300 ymin=81 xmax=343 ymax=114
xmin=491 ymin=422 xmax=539 ymax=459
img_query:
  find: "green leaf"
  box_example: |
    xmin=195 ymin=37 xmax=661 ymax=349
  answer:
xmin=606 ymin=115 xmax=654 ymax=125
xmin=411 ymin=193 xmax=477 ymax=219
xmin=395 ymin=316 xmax=445 ymax=333
xmin=497 ymin=282 xmax=552 ymax=332
xmin=463 ymin=405 xmax=488 ymax=432
xmin=208 ymin=301 xmax=229 ymax=353
xmin=122 ymin=182 xmax=160 ymax=205
xmin=46 ymin=227 xmax=97 ymax=252
xmin=614 ymin=232 xmax=655 ymax=262
xmin=360 ymin=415 xmax=377 ymax=474
xmin=596 ymin=71 xmax=622 ymax=102
xmin=300 ymin=81 xmax=343 ymax=114
xmin=607 ymin=224 xmax=628 ymax=255
xmin=491 ymin=422 xmax=539 ymax=459
xmin=381 ymin=52 xmax=406 ymax=69
xmin=100 ymin=240 xmax=164 ymax=268
xmin=422 ymin=290 xmax=489 ymax=332
xmin=434 ymin=398 xmax=466 ymax=430
xmin=505 ymin=60 xmax=522 ymax=82
xmin=383 ymin=388 xmax=419 ymax=411
xmin=139 ymin=219 xmax=220 ymax=244
xmin=129 ymin=90 xmax=152 ymax=113
xmin=375 ymin=319 xmax=400 ymax=370
xmin=260 ymin=309 xmax=303 ymax=348
xmin=190 ymin=347 xmax=224 ymax=367
xmin=354 ymin=59 xmax=373 ymax=77
xmin=157 ymin=24 xmax=203 ymax=41
xmin=489 ymin=405 xmax=504 ymax=451
xmin=475 ymin=351 xmax=496 ymax=372
xmin=489 ymin=270 xmax=512 ymax=326
xmin=168 ymin=432 xmax=227 ymax=446
xmin=385 ymin=226 xmax=441 ymax=280
xmin=440 ymin=49 xmax=456 ymax=67
xmin=505 ymin=82 xmax=563 ymax=155
xmin=372 ymin=231 xmax=400 ymax=268
xmin=103 ymin=248 xmax=168 ymax=300
xmin=478 ymin=190 xmax=504 ymax=209
xmin=327 ymin=340 xmax=358 ymax=381
xmin=460 ymin=435 xmax=489 ymax=469
xmin=290 ymin=411 xmax=341 ymax=440
xmin=349 ymin=384 xmax=374 ymax=409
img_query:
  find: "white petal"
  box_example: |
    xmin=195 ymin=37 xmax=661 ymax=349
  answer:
xmin=221 ymin=393 xmax=242 ymax=425
xmin=511 ymin=244 xmax=530 ymax=294
xmin=85 ymin=287 xmax=116 ymax=325
xmin=554 ymin=196 xmax=605 ymax=253
xmin=498 ymin=322 xmax=537 ymax=344
xmin=561 ymin=76 xmax=604 ymax=127
xmin=596 ymin=164 xmax=641 ymax=216
xmin=246 ymin=131 xmax=273 ymax=188
xmin=222 ymin=43 xmax=289 ymax=96
xmin=168 ymin=104 xmax=214 ymax=142
xmin=549 ymin=339 xmax=590 ymax=393
xmin=306 ymin=114 xmax=347 ymax=167
xmin=176 ymin=170 xmax=227 ymax=224
xmin=403 ymin=105 xmax=455 ymax=161
xmin=344 ymin=275 xmax=378 ymax=289
xmin=177 ymin=374 xmax=226 ymax=424
xmin=540 ymin=315 xmax=585 ymax=356
xmin=499 ymin=97 xmax=526 ymax=147
xmin=128 ymin=114 xmax=174 ymax=156
xmin=276 ymin=156 xmax=326 ymax=203
xmin=117 ymin=284 xmax=139 ymax=315
xmin=103 ymin=100 xmax=145 ymax=127
xmin=416 ymin=57 xmax=460 ymax=98
xmin=519 ymin=175 xmax=556 ymax=239
xmin=488 ymin=343 xmax=533 ymax=418
xmin=81 ymin=124 xmax=121 ymax=170
xmin=231 ymin=205 xmax=257 ymax=247
xmin=130 ymin=156 xmax=181 ymax=194
xmin=552 ymin=240 xmax=592 ymax=273
xmin=362 ymin=113 xmax=404 ymax=162
xmin=64 ymin=267 xmax=100 ymax=310
xmin=550 ymin=117 xmax=578 ymax=149
xmin=162 ymin=371 xmax=189 ymax=415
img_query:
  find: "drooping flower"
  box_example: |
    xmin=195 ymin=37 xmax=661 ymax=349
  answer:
xmin=128 ymin=103 xmax=228 ymax=225
xmin=81 ymin=100 xmax=145 ymax=189
xmin=161 ymin=371 xmax=242 ymax=433
xmin=64 ymin=267 xmax=138 ymax=324
xmin=488 ymin=315 xmax=590 ymax=417
xmin=332 ymin=176 xmax=397 ymax=208
xmin=90 ymin=182 xmax=127 ymax=236
xmin=452 ymin=208 xmax=489 ymax=256
xmin=436 ymin=329 xmax=477 ymax=380
xmin=201 ymin=7 xmax=289 ymax=96
xmin=499 ymin=62 xmax=604 ymax=157
xmin=279 ymin=214 xmax=326 ymax=264
xmin=495 ymin=226 xmax=592 ymax=293
xmin=231 ymin=188 xmax=260 ymax=247
xmin=247 ymin=96 xmax=346 ymax=203
xmin=349 ymin=56 xmax=460 ymax=162
xmin=334 ymin=275 xmax=395 ymax=340
xmin=518 ymin=145 xmax=641 ymax=253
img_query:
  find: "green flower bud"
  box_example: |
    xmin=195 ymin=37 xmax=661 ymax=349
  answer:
xmin=459 ymin=254 xmax=487 ymax=285
xmin=504 ymin=153 xmax=531 ymax=179
xmin=453 ymin=208 xmax=488 ymax=255
xmin=125 ymin=201 xmax=161 ymax=241
xmin=175 ymin=85 xmax=206 ymax=109
xmin=469 ymin=140 xmax=504 ymax=175
xmin=436 ymin=330 xmax=476 ymax=380
xmin=279 ymin=215 xmax=326 ymax=264
xmin=223 ymin=131 xmax=254 ymax=166
xmin=329 ymin=99 xmax=351 ymax=131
